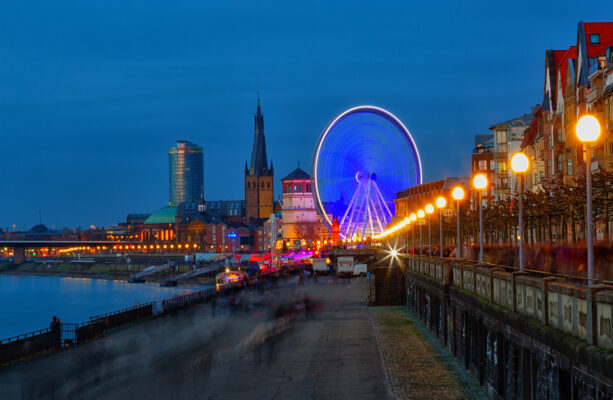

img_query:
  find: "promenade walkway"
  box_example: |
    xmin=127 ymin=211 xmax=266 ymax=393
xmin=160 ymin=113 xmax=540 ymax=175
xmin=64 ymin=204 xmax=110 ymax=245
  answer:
xmin=1 ymin=278 xmax=483 ymax=399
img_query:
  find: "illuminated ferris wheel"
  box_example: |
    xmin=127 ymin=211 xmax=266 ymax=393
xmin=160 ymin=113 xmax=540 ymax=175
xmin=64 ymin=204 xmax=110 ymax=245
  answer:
xmin=312 ymin=106 xmax=422 ymax=239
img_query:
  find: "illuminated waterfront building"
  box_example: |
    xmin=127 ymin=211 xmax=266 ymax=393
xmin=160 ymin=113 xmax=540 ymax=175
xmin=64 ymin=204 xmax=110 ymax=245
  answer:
xmin=280 ymin=167 xmax=325 ymax=244
xmin=169 ymin=140 xmax=204 ymax=206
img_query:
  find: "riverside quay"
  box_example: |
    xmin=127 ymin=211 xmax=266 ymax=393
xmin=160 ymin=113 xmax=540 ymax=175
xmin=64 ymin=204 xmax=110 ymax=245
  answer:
xmin=0 ymin=251 xmax=611 ymax=399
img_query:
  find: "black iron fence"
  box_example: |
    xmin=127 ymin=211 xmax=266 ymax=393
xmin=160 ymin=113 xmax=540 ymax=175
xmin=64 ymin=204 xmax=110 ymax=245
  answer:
xmin=0 ymin=282 xmax=239 ymax=367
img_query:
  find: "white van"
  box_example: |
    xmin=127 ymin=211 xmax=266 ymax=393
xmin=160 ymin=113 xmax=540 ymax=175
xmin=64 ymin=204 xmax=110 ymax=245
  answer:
xmin=313 ymin=258 xmax=329 ymax=274
xmin=337 ymin=256 xmax=354 ymax=277
xmin=353 ymin=263 xmax=367 ymax=276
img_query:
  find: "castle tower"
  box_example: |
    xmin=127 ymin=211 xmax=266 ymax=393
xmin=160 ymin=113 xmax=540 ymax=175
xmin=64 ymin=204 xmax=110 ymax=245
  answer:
xmin=245 ymin=97 xmax=274 ymax=222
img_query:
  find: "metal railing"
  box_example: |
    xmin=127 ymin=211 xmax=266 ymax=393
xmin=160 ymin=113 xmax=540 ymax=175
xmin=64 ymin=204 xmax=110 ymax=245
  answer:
xmin=0 ymin=327 xmax=51 ymax=346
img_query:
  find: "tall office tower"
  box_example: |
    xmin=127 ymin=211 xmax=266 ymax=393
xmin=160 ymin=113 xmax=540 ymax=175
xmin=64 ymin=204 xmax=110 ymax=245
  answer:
xmin=169 ymin=140 xmax=204 ymax=206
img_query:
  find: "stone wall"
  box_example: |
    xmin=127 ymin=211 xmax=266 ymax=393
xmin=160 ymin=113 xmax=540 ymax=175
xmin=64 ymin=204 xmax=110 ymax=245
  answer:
xmin=403 ymin=255 xmax=613 ymax=400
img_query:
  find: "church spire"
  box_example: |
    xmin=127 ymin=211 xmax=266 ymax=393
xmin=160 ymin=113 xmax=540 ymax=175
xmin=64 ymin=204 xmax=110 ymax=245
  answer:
xmin=249 ymin=96 xmax=270 ymax=176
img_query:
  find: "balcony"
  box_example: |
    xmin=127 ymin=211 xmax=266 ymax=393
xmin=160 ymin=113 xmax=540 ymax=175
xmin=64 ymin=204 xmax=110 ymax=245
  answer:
xmin=586 ymin=85 xmax=603 ymax=104
xmin=473 ymin=146 xmax=494 ymax=154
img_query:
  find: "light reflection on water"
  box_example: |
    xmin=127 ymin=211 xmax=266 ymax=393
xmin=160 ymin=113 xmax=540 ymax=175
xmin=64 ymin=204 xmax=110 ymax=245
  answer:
xmin=0 ymin=274 xmax=208 ymax=339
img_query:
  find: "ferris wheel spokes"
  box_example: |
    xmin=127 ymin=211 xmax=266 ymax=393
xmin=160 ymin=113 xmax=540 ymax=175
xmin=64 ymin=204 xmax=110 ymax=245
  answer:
xmin=339 ymin=173 xmax=392 ymax=239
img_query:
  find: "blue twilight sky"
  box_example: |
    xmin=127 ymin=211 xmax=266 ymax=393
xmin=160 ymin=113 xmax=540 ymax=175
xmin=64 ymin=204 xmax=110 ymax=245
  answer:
xmin=1 ymin=0 xmax=612 ymax=229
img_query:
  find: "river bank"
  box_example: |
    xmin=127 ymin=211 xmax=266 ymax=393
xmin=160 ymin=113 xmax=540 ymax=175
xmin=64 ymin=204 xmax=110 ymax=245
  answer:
xmin=0 ymin=274 xmax=209 ymax=340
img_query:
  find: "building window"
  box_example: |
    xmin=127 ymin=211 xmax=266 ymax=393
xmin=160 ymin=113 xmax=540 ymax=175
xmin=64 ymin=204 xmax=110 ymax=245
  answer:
xmin=261 ymin=182 xmax=264 ymax=188
xmin=557 ymin=155 xmax=562 ymax=173
xmin=478 ymin=160 xmax=487 ymax=170
xmin=567 ymin=160 xmax=572 ymax=175
xmin=590 ymin=34 xmax=600 ymax=44
xmin=610 ymin=142 xmax=613 ymax=155
xmin=267 ymin=182 xmax=271 ymax=189
xmin=548 ymin=159 xmax=552 ymax=175
xmin=557 ymin=129 xmax=562 ymax=143
xmin=496 ymin=130 xmax=506 ymax=145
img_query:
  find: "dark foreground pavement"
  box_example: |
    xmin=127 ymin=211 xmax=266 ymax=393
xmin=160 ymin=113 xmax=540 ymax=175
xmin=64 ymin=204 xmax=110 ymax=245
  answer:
xmin=1 ymin=279 xmax=389 ymax=400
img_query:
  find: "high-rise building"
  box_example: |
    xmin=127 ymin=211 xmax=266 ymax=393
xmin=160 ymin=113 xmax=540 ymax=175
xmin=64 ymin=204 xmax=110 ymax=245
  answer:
xmin=169 ymin=140 xmax=204 ymax=206
xmin=245 ymin=98 xmax=274 ymax=222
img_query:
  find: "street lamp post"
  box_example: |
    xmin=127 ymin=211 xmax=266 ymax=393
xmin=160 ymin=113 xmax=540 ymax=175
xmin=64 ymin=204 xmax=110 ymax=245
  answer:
xmin=436 ymin=197 xmax=446 ymax=257
xmin=410 ymin=213 xmax=417 ymax=254
xmin=452 ymin=187 xmax=465 ymax=258
xmin=417 ymin=209 xmax=425 ymax=256
xmin=576 ymin=115 xmax=601 ymax=285
xmin=511 ymin=152 xmax=529 ymax=270
xmin=473 ymin=174 xmax=488 ymax=263
xmin=425 ymin=204 xmax=434 ymax=256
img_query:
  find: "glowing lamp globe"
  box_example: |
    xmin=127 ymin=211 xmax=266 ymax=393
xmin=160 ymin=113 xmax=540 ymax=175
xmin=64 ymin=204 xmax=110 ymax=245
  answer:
xmin=417 ymin=209 xmax=425 ymax=218
xmin=436 ymin=197 xmax=446 ymax=208
xmin=425 ymin=204 xmax=434 ymax=214
xmin=404 ymin=217 xmax=410 ymax=223
xmin=576 ymin=115 xmax=601 ymax=143
xmin=473 ymin=174 xmax=487 ymax=190
xmin=410 ymin=213 xmax=417 ymax=222
xmin=510 ymin=152 xmax=529 ymax=173
xmin=452 ymin=187 xmax=465 ymax=200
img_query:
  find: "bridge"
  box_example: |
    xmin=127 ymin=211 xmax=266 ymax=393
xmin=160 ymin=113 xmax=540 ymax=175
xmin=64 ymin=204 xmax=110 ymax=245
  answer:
xmin=369 ymin=251 xmax=613 ymax=398
xmin=159 ymin=266 xmax=219 ymax=287
xmin=129 ymin=261 xmax=175 ymax=283
xmin=0 ymin=240 xmax=139 ymax=264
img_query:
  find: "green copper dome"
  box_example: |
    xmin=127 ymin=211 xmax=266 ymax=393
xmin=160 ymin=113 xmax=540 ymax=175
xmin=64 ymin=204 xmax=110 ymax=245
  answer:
xmin=144 ymin=206 xmax=177 ymax=225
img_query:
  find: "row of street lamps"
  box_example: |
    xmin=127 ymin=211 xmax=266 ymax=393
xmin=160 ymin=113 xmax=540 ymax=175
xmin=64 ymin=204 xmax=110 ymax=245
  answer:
xmin=377 ymin=115 xmax=600 ymax=285
xmin=472 ymin=114 xmax=600 ymax=284
xmin=374 ymin=187 xmax=466 ymax=258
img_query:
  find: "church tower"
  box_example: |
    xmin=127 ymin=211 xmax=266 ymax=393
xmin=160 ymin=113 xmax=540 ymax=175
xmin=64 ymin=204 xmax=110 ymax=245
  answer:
xmin=245 ymin=97 xmax=274 ymax=222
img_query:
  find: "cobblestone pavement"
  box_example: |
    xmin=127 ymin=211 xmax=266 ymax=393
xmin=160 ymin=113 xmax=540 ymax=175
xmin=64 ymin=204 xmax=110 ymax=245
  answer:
xmin=370 ymin=307 xmax=488 ymax=400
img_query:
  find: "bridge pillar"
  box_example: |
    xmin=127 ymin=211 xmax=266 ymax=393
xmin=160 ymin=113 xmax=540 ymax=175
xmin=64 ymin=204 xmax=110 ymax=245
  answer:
xmin=13 ymin=246 xmax=25 ymax=264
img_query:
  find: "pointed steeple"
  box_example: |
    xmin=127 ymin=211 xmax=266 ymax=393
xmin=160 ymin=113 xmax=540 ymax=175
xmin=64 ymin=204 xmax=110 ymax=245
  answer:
xmin=249 ymin=96 xmax=270 ymax=176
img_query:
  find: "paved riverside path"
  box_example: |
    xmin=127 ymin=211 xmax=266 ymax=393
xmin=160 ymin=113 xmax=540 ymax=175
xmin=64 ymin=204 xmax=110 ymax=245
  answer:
xmin=371 ymin=307 xmax=487 ymax=400
xmin=1 ymin=279 xmax=389 ymax=399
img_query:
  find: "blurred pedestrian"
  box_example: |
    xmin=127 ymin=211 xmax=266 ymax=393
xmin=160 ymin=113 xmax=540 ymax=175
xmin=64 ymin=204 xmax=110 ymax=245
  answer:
xmin=211 ymin=296 xmax=217 ymax=318
xmin=50 ymin=316 xmax=61 ymax=348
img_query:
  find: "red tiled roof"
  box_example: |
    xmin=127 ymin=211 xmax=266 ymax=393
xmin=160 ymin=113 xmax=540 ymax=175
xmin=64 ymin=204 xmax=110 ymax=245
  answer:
xmin=556 ymin=46 xmax=576 ymax=96
xmin=521 ymin=106 xmax=542 ymax=148
xmin=583 ymin=22 xmax=613 ymax=58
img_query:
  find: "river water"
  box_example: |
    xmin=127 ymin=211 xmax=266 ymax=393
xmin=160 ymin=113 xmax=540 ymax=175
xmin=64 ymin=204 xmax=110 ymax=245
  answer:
xmin=0 ymin=274 xmax=205 ymax=339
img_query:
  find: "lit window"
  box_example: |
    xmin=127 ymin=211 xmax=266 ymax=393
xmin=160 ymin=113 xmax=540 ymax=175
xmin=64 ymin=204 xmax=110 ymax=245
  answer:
xmin=589 ymin=34 xmax=600 ymax=44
